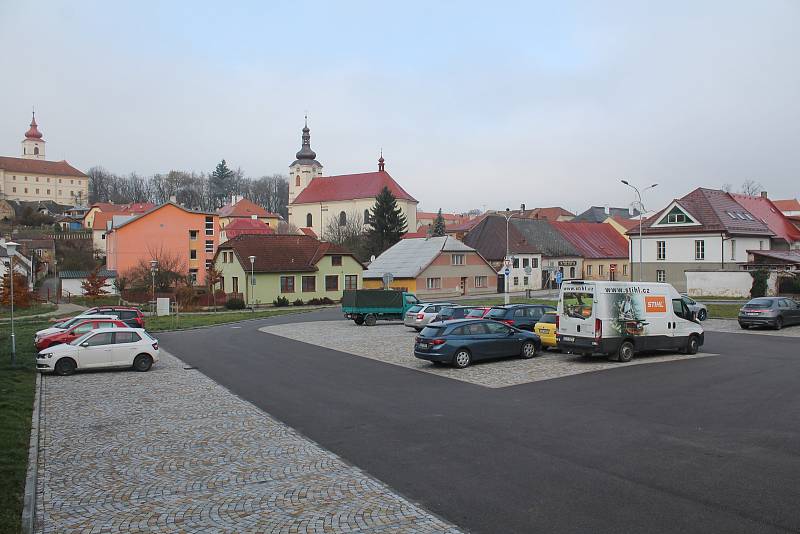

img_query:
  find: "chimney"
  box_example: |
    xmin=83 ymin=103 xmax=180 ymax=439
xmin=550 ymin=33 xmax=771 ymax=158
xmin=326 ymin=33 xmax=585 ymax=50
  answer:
xmin=604 ymin=205 xmax=610 ymax=215
xmin=520 ymin=203 xmax=526 ymax=211
xmin=760 ymin=191 xmax=768 ymax=198
xmin=169 ymin=195 xmax=177 ymax=203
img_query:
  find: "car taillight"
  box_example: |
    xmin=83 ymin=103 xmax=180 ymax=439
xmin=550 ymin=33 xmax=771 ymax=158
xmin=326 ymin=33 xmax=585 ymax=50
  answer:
xmin=555 ymin=315 xmax=560 ymax=330
xmin=417 ymin=313 xmax=425 ymax=320
xmin=152 ymin=342 xmax=159 ymax=350
xmin=594 ymin=318 xmax=602 ymax=340
xmin=501 ymin=319 xmax=515 ymax=326
xmin=432 ymin=339 xmax=446 ymax=345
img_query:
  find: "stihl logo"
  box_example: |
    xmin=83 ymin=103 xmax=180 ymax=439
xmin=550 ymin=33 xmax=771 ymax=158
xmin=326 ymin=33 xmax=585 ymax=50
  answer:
xmin=644 ymin=296 xmax=667 ymax=313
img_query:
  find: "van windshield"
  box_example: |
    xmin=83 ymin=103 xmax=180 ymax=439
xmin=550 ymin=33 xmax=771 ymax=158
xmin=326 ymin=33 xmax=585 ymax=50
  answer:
xmin=563 ymin=292 xmax=593 ymax=320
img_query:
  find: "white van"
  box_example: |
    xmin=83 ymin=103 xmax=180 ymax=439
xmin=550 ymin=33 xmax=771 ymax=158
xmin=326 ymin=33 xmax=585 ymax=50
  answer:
xmin=556 ymin=281 xmax=704 ymax=362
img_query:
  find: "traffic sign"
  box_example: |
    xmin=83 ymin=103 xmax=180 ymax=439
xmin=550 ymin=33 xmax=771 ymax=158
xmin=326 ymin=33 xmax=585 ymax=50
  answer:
xmin=504 ymin=268 xmax=511 ymax=276
xmin=555 ymin=271 xmax=563 ymax=285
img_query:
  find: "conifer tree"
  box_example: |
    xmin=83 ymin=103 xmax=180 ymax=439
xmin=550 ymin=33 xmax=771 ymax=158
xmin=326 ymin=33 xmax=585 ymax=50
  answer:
xmin=365 ymin=186 xmax=407 ymax=258
xmin=210 ymin=159 xmax=234 ymax=208
xmin=431 ymin=208 xmax=447 ymax=237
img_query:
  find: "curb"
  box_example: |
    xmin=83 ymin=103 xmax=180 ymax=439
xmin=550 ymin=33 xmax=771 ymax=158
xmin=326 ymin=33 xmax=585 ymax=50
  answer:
xmin=21 ymin=371 xmax=43 ymax=534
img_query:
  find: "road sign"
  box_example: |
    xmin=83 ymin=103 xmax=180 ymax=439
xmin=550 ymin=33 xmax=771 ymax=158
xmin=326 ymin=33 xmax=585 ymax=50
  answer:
xmin=610 ymin=264 xmax=617 ymax=272
xmin=504 ymin=268 xmax=511 ymax=276
xmin=555 ymin=271 xmax=563 ymax=285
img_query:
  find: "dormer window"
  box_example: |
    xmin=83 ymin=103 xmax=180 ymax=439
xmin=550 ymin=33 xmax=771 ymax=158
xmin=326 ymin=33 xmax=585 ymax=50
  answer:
xmin=727 ymin=211 xmax=736 ymax=219
xmin=658 ymin=205 xmax=695 ymax=225
xmin=667 ymin=213 xmax=687 ymax=224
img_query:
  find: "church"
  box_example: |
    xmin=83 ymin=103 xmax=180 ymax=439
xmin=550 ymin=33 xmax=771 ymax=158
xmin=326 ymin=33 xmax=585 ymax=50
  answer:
xmin=0 ymin=112 xmax=89 ymax=206
xmin=286 ymin=120 xmax=418 ymax=237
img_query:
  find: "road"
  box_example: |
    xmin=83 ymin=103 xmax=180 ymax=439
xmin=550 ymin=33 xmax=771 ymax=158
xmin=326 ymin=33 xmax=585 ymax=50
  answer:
xmin=159 ymin=309 xmax=800 ymax=534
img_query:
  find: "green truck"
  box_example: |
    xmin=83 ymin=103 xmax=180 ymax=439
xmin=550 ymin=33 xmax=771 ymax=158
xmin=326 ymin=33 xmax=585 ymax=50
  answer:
xmin=342 ymin=289 xmax=420 ymax=326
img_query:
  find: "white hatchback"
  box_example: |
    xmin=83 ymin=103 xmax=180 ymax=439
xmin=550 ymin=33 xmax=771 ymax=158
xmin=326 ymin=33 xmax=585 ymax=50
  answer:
xmin=36 ymin=328 xmax=160 ymax=376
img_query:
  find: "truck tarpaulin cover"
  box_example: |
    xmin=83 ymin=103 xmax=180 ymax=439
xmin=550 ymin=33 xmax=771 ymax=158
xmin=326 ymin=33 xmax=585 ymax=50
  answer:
xmin=342 ymin=289 xmax=404 ymax=308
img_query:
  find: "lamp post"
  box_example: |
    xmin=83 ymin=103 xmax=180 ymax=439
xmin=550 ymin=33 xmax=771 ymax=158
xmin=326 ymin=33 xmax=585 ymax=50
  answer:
xmin=502 ymin=208 xmax=513 ymax=305
xmin=6 ymin=241 xmax=19 ymax=366
xmin=149 ymin=259 xmax=158 ymax=312
xmin=248 ymin=255 xmax=256 ymax=308
xmin=621 ymin=180 xmax=658 ymax=282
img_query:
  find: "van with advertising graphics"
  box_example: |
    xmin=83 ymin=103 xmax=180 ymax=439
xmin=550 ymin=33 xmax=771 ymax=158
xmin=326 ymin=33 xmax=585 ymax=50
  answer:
xmin=556 ymin=281 xmax=704 ymax=362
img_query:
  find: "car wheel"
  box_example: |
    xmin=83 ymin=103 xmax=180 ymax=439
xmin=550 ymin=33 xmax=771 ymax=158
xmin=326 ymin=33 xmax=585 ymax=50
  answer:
xmin=133 ymin=354 xmax=153 ymax=372
xmin=739 ymin=323 xmax=749 ymax=329
xmin=354 ymin=316 xmax=364 ymax=325
xmin=617 ymin=340 xmax=634 ymax=363
xmin=452 ymin=349 xmax=472 ymax=369
xmin=364 ymin=314 xmax=377 ymax=326
xmin=775 ymin=317 xmax=783 ymax=330
xmin=697 ymin=309 xmax=707 ymax=321
xmin=686 ymin=335 xmax=699 ymax=355
xmin=520 ymin=341 xmax=536 ymax=359
xmin=54 ymin=357 xmax=77 ymax=376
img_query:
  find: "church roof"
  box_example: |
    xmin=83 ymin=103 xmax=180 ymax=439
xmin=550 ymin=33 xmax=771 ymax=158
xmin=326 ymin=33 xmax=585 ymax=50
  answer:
xmin=0 ymin=156 xmax=87 ymax=177
xmin=24 ymin=112 xmax=43 ymax=139
xmin=292 ymin=170 xmax=417 ymax=205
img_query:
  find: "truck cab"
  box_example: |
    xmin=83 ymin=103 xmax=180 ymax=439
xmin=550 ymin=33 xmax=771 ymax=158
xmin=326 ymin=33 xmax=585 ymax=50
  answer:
xmin=556 ymin=281 xmax=704 ymax=362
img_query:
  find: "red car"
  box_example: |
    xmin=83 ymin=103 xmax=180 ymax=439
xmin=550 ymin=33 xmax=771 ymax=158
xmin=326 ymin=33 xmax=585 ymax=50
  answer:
xmin=84 ymin=306 xmax=145 ymax=328
xmin=465 ymin=307 xmax=492 ymax=318
xmin=35 ymin=318 xmax=127 ymax=350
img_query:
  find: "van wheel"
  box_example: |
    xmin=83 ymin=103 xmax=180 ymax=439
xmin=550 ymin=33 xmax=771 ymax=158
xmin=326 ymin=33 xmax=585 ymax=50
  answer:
xmin=520 ymin=341 xmax=536 ymax=359
xmin=54 ymin=357 xmax=77 ymax=376
xmin=354 ymin=316 xmax=364 ymax=325
xmin=685 ymin=335 xmax=700 ymax=355
xmin=364 ymin=314 xmax=377 ymax=326
xmin=617 ymin=341 xmax=634 ymax=363
xmin=452 ymin=349 xmax=472 ymax=369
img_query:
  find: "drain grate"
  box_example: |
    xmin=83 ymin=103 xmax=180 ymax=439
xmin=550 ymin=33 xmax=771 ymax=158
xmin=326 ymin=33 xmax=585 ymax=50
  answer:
xmin=183 ymin=367 xmax=198 ymax=370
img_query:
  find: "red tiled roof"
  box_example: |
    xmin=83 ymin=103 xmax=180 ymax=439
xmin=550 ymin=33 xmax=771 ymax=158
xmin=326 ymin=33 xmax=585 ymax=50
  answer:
xmin=402 ymin=231 xmax=429 ymax=239
xmin=550 ymin=221 xmax=630 ymax=259
xmin=608 ymin=215 xmax=639 ymax=231
xmin=216 ymin=234 xmax=362 ymax=272
xmin=0 ymin=156 xmax=87 ymax=177
xmin=729 ymin=193 xmax=800 ymax=244
xmin=520 ymin=207 xmax=575 ymax=220
xmin=773 ymin=199 xmax=800 ymax=212
xmin=416 ymin=211 xmax=470 ymax=224
xmin=446 ymin=213 xmax=487 ymax=233
xmin=223 ymin=218 xmax=274 ymax=240
xmin=91 ymin=211 xmax=115 ymax=231
xmin=292 ymin=171 xmax=417 ymax=204
xmin=218 ymin=198 xmax=280 ymax=218
xmin=299 ymin=227 xmax=317 ymax=238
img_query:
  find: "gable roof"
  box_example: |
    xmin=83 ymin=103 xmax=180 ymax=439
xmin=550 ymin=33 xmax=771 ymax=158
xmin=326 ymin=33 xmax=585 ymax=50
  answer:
xmin=217 ymin=197 xmax=280 ymax=218
xmin=517 ymin=207 xmax=575 ymax=220
xmin=575 ymin=206 xmax=638 ymax=222
xmin=222 ymin=218 xmax=274 ymax=240
xmin=292 ymin=170 xmax=417 ymax=204
xmin=364 ymin=236 xmax=478 ymax=279
xmin=4 ymin=199 xmax=71 ymax=216
xmin=216 ymin=234 xmax=361 ymax=273
xmin=462 ymin=215 xmax=539 ymax=260
xmin=729 ymin=193 xmax=800 ymax=244
xmin=550 ymin=222 xmax=630 ymax=259
xmin=607 ymin=215 xmax=639 ymax=231
xmin=0 ymin=156 xmax=87 ymax=177
xmin=509 ymin=218 xmax=583 ymax=257
xmin=636 ymin=188 xmax=773 ymax=236
xmin=110 ymin=202 xmax=216 ymax=231
xmin=773 ymin=199 xmax=800 ymax=212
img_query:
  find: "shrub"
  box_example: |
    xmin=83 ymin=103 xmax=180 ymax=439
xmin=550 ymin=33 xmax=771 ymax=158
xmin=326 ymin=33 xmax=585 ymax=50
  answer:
xmin=307 ymin=298 xmax=322 ymax=305
xmin=750 ymin=269 xmax=769 ymax=298
xmin=273 ymin=296 xmax=290 ymax=307
xmin=292 ymin=298 xmax=305 ymax=306
xmin=321 ymin=297 xmax=335 ymax=305
xmin=225 ymin=297 xmax=245 ymax=310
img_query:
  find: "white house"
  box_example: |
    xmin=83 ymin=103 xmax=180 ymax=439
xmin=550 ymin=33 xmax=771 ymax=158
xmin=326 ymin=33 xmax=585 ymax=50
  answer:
xmin=59 ymin=269 xmax=117 ymax=296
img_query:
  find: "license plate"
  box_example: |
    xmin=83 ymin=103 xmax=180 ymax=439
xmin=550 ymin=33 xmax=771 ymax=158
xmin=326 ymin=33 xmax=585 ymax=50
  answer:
xmin=417 ymin=343 xmax=429 ymax=350
xmin=562 ymin=336 xmax=575 ymax=342
xmin=539 ymin=329 xmax=550 ymax=334
xmin=746 ymin=312 xmax=759 ymax=316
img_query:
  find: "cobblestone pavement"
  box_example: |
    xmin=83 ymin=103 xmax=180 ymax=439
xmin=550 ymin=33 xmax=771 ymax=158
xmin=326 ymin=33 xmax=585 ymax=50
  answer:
xmin=260 ymin=321 xmax=714 ymax=388
xmin=704 ymin=318 xmax=800 ymax=337
xmin=36 ymin=351 xmax=462 ymax=533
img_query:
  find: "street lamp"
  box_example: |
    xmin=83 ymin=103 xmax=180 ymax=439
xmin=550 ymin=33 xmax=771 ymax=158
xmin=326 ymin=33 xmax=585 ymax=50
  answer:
xmin=248 ymin=255 xmax=256 ymax=308
xmin=149 ymin=259 xmax=158 ymax=311
xmin=502 ymin=208 xmax=513 ymax=305
xmin=621 ymin=180 xmax=658 ymax=282
xmin=6 ymin=241 xmax=19 ymax=366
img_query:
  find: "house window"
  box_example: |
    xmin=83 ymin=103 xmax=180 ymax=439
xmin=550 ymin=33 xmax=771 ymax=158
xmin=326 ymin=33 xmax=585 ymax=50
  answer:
xmin=205 ymin=259 xmax=212 ymax=270
xmin=587 ymin=265 xmax=593 ymax=276
xmin=35 ymin=177 xmax=39 ymax=182
xmin=47 ymin=189 xmax=50 ymax=195
xmin=280 ymin=276 xmax=295 ymax=293
xmin=759 ymin=240 xmax=764 ymax=250
xmin=232 ymin=277 xmax=239 ymax=293
xmin=302 ymin=276 xmax=316 ymax=292
xmin=512 ymin=258 xmax=520 ymax=268
xmin=474 ymin=276 xmax=487 ymax=288
xmin=364 ymin=209 xmax=370 ymax=224
xmin=513 ymin=277 xmax=519 ymax=286
xmin=695 ymin=240 xmax=705 ymax=260
xmin=523 ymin=276 xmax=529 ymax=285
xmin=522 ymin=258 xmax=529 ymax=268
xmin=205 ymin=240 xmax=213 ymax=253
xmin=306 ymin=213 xmax=313 ymax=227
xmin=426 ymin=277 xmax=441 ymax=290
xmin=451 ymin=254 xmax=465 ymax=265
xmin=12 ymin=187 xmax=16 ymax=193
xmin=34 ymin=147 xmax=39 ymax=155
xmin=656 ymin=270 xmax=666 ymax=282
xmin=339 ymin=211 xmax=347 ymax=226
xmin=598 ymin=264 xmax=605 ymax=277
xmin=325 ymin=275 xmax=339 ymax=291
xmin=345 ymin=275 xmax=358 ymax=290
xmin=331 ymin=255 xmax=342 ymax=266
xmin=623 ymin=264 xmax=628 ymax=275
xmin=35 ymin=188 xmax=39 ymax=194
xmin=24 ymin=188 xmax=28 ymax=193
xmin=730 ymin=239 xmax=736 ymax=260
xmin=569 ymin=266 xmax=576 ymax=278
xmin=220 ymin=277 xmax=225 ymax=291
xmin=101 ymin=233 xmax=106 ymax=240
xmin=190 ymin=249 xmax=197 ymax=260
xmin=190 ymin=230 xmax=198 ymax=240
xmin=205 ymin=216 xmax=214 ymax=236
xmin=656 ymin=241 xmax=666 ymax=260
xmin=188 ymin=268 xmax=198 ymax=284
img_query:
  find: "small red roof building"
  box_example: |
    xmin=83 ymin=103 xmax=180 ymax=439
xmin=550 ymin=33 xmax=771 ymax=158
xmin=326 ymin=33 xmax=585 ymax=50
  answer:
xmin=218 ymin=197 xmax=281 ymax=219
xmin=550 ymin=221 xmax=630 ymax=259
xmin=222 ymin=218 xmax=274 ymax=240
xmin=773 ymin=199 xmax=800 ymax=213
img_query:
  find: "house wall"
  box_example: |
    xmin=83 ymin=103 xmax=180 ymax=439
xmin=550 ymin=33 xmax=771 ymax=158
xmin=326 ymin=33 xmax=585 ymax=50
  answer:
xmin=0 ymin=168 xmax=89 ymax=205
xmin=62 ymin=277 xmax=117 ymax=296
xmin=630 ymin=234 xmax=768 ymax=264
xmin=540 ymin=257 xmax=584 ymax=286
xmin=219 ymin=214 xmax=283 ymax=230
xmin=686 ymin=270 xmax=779 ymax=298
xmin=363 ymin=278 xmax=417 ymax=292
xmin=414 ymin=250 xmax=497 ymax=298
xmin=288 ymin=198 xmax=418 ymax=237
xmin=582 ymin=258 xmax=630 ymax=281
xmin=106 ymin=204 xmax=219 ymax=284
xmin=92 ymin=229 xmax=107 ymax=257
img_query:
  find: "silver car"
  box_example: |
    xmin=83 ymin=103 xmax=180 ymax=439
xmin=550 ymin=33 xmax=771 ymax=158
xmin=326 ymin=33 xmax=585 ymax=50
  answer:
xmin=404 ymin=303 xmax=455 ymax=331
xmin=681 ymin=294 xmax=708 ymax=321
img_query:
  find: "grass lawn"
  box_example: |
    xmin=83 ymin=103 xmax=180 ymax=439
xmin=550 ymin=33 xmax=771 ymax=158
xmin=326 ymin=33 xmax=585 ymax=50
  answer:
xmin=0 ymin=303 xmax=57 ymax=320
xmin=146 ymin=308 xmax=315 ymax=332
xmin=0 ymin=320 xmax=45 ymax=534
xmin=66 ymin=296 xmax=122 ymax=307
xmin=707 ymin=303 xmax=743 ymax=319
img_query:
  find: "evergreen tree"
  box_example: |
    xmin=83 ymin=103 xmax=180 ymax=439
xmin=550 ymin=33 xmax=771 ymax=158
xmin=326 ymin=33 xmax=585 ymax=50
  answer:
xmin=210 ymin=159 xmax=234 ymax=208
xmin=365 ymin=186 xmax=407 ymax=258
xmin=431 ymin=208 xmax=447 ymax=237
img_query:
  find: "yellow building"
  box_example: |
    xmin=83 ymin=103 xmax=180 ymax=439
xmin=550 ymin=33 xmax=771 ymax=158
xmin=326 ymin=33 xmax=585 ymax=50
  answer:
xmin=0 ymin=113 xmax=89 ymax=206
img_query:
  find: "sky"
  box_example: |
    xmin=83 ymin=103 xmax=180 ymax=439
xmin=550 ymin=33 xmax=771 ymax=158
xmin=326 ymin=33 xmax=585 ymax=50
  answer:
xmin=1 ymin=1 xmax=798 ymax=215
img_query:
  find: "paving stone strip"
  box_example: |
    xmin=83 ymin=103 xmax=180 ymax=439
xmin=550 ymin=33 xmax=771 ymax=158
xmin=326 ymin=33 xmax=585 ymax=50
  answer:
xmin=35 ymin=351 xmax=462 ymax=533
xmin=260 ymin=321 xmax=714 ymax=388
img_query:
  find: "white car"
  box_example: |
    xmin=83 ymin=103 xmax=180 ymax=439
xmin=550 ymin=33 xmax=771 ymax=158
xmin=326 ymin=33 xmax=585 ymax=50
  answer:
xmin=404 ymin=302 xmax=455 ymax=331
xmin=36 ymin=328 xmax=160 ymax=376
xmin=34 ymin=314 xmax=117 ymax=344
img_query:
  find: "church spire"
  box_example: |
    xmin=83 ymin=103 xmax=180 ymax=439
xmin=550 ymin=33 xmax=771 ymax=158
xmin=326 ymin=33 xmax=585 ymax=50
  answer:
xmin=295 ymin=115 xmax=317 ymax=161
xmin=25 ymin=110 xmax=43 ymax=139
xmin=378 ymin=149 xmax=385 ymax=172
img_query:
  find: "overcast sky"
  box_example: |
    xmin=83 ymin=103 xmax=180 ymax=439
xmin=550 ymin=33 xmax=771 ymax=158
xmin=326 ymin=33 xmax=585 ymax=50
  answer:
xmin=1 ymin=1 xmax=798 ymax=214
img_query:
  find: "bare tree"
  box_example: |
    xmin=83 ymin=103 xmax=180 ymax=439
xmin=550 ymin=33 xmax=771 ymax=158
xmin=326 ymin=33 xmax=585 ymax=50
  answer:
xmin=740 ymin=179 xmax=763 ymax=196
xmin=721 ymin=183 xmax=733 ymax=193
xmin=322 ymin=210 xmax=368 ymax=261
xmin=275 ymin=221 xmax=299 ymax=235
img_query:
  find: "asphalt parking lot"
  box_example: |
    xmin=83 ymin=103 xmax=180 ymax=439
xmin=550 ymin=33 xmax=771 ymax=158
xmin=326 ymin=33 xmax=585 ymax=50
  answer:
xmin=155 ymin=308 xmax=800 ymax=534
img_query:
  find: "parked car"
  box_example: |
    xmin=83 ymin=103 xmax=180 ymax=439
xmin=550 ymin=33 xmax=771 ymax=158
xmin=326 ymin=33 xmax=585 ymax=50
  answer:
xmin=681 ymin=294 xmax=708 ymax=321
xmin=404 ymin=302 xmax=455 ymax=331
xmin=485 ymin=304 xmax=557 ymax=331
xmin=36 ymin=328 xmax=160 ymax=376
xmin=413 ymin=319 xmax=541 ymax=368
xmin=465 ymin=307 xmax=491 ymax=318
xmin=432 ymin=306 xmax=481 ymax=323
xmin=738 ymin=297 xmax=800 ymax=330
xmin=84 ymin=306 xmax=145 ymax=328
xmin=35 ymin=318 xmax=127 ymax=350
xmin=34 ymin=314 xmax=118 ymax=344
xmin=533 ymin=312 xmax=558 ymax=349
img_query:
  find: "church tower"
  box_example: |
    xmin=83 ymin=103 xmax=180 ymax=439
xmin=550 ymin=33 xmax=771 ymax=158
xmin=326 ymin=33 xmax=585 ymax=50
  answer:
xmin=21 ymin=111 xmax=46 ymax=160
xmin=288 ymin=117 xmax=323 ymax=204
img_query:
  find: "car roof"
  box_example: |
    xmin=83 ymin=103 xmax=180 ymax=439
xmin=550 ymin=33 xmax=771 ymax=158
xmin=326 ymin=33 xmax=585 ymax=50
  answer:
xmin=86 ymin=327 xmax=147 ymax=333
xmin=427 ymin=318 xmax=491 ymax=327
